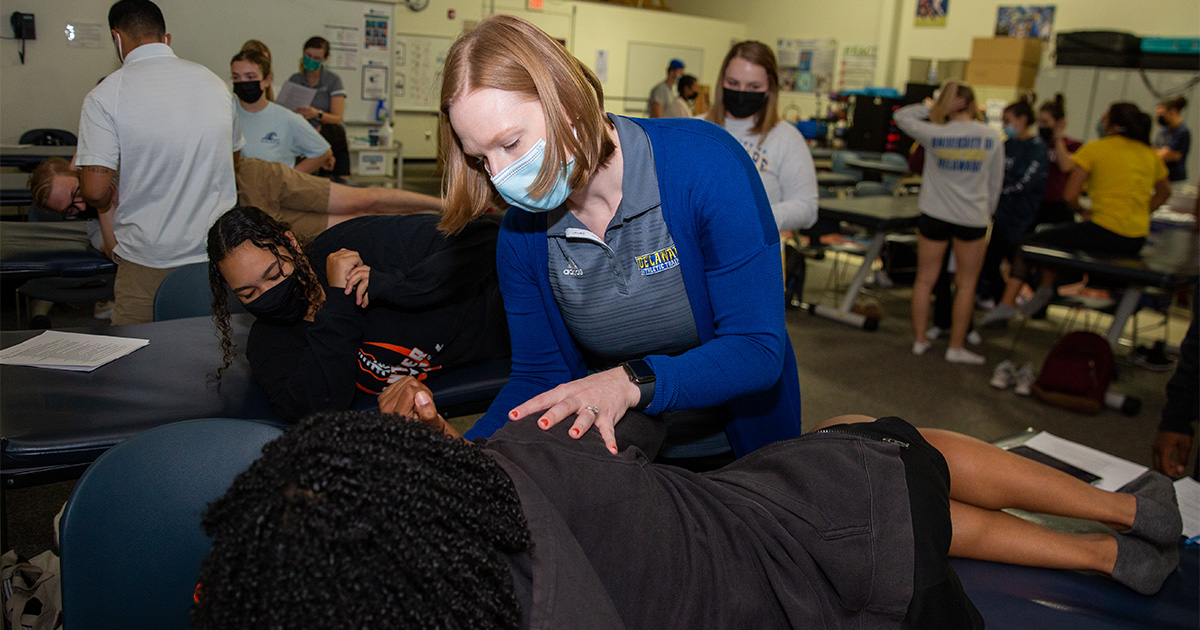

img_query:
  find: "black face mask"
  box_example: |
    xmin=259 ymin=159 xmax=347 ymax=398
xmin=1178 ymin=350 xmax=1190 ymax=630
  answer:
xmin=70 ymin=205 xmax=100 ymax=220
xmin=723 ymin=88 xmax=768 ymax=119
xmin=233 ymin=80 xmax=264 ymax=103
xmin=1038 ymin=126 xmax=1055 ymax=144
xmin=243 ymin=273 xmax=308 ymax=324
xmin=1157 ymin=115 xmax=1170 ymax=127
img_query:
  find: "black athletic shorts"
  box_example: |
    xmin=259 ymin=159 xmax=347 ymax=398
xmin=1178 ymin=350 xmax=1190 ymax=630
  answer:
xmin=919 ymin=214 xmax=988 ymax=242
xmin=822 ymin=416 xmax=984 ymax=630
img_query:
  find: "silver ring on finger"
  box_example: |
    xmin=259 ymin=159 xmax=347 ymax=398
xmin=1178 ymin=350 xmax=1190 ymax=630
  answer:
xmin=585 ymin=405 xmax=600 ymax=416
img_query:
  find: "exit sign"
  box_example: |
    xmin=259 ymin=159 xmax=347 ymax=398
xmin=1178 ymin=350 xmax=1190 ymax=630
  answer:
xmin=528 ymin=0 xmax=543 ymax=9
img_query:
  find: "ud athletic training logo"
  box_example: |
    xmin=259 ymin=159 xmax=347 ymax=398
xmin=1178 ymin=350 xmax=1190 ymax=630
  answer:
xmin=635 ymin=245 xmax=679 ymax=276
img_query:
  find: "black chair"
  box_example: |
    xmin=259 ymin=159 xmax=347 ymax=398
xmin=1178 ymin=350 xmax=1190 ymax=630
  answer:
xmin=18 ymin=128 xmax=77 ymax=147
xmin=59 ymin=418 xmax=283 ymax=629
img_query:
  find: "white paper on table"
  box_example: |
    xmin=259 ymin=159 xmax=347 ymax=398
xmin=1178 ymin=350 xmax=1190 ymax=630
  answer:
xmin=1173 ymin=477 xmax=1200 ymax=539
xmin=1021 ymin=431 xmax=1149 ymax=492
xmin=275 ymin=82 xmax=317 ymax=111
xmin=0 ymin=330 xmax=148 ymax=372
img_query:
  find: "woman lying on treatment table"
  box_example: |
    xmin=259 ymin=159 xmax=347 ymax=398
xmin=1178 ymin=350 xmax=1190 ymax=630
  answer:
xmin=192 ymin=384 xmax=1182 ymax=630
xmin=206 ymin=206 xmax=509 ymax=420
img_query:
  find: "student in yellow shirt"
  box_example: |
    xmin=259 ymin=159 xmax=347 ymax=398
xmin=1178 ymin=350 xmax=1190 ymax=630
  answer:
xmin=980 ymin=102 xmax=1171 ymax=326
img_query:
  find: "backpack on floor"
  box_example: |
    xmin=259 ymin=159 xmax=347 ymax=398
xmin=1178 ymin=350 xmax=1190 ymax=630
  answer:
xmin=1031 ymin=331 xmax=1114 ymax=415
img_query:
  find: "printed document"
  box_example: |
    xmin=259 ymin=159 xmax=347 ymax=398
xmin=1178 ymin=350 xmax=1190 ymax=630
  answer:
xmin=0 ymin=330 xmax=149 ymax=371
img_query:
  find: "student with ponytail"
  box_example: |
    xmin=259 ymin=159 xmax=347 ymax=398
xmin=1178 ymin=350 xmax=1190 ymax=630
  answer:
xmin=980 ymin=102 xmax=1172 ymax=326
xmin=231 ymin=49 xmax=331 ymax=173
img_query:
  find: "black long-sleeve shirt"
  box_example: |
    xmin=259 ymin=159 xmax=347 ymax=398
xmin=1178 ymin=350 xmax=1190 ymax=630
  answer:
xmin=246 ymin=214 xmax=509 ymax=420
xmin=1160 ymin=288 xmax=1199 ymax=437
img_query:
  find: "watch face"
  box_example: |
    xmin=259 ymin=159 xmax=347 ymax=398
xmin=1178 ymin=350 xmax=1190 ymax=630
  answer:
xmin=624 ymin=359 xmax=655 ymax=382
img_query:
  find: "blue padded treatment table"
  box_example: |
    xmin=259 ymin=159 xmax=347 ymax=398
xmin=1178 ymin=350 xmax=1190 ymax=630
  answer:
xmin=952 ymin=541 xmax=1197 ymax=629
xmin=1 ymin=249 xmax=116 ymax=283
xmin=1020 ymin=227 xmax=1199 ymax=348
xmin=1 ymin=314 xmax=510 ymax=488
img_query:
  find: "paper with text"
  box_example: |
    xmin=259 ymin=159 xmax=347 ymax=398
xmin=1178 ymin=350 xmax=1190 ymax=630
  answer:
xmin=0 ymin=330 xmax=148 ymax=371
xmin=275 ymin=82 xmax=317 ymax=111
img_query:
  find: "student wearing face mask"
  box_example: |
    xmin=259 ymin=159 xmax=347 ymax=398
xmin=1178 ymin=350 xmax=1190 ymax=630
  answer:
xmin=1035 ymin=94 xmax=1082 ymax=227
xmin=287 ymin=36 xmax=349 ymax=178
xmin=206 ymin=206 xmax=509 ymax=421
xmin=979 ymin=102 xmax=1172 ymax=327
xmin=436 ymin=16 xmax=806 ymax=470
xmin=976 ymin=98 xmax=1047 ymax=308
xmin=662 ymin=74 xmax=697 ymax=118
xmin=231 ymin=50 xmax=332 ymax=174
xmin=76 ymin=0 xmax=244 ymax=325
xmin=1154 ymin=96 xmax=1190 ymax=183
xmin=707 ymin=41 xmax=819 ymax=234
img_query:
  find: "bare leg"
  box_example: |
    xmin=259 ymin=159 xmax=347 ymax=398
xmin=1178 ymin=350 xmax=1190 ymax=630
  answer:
xmin=946 ymin=237 xmax=986 ymax=350
xmin=920 ymin=428 xmax=1136 ymax=529
xmin=328 ymin=184 xmax=442 ymax=216
xmin=949 ymin=499 xmax=1118 ymax=574
xmin=912 ymin=236 xmax=949 ymax=344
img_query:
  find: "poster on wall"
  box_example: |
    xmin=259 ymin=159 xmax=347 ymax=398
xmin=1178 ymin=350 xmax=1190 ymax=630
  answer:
xmin=364 ymin=13 xmax=389 ymax=51
xmin=323 ymin=23 xmax=361 ymax=71
xmin=777 ymin=38 xmax=837 ymax=94
xmin=915 ymin=0 xmax=948 ymax=27
xmin=838 ymin=45 xmax=878 ymax=92
xmin=995 ymin=6 xmax=1056 ymax=41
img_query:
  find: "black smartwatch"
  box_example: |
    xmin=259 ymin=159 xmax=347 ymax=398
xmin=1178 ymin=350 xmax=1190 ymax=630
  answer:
xmin=621 ymin=359 xmax=656 ymax=411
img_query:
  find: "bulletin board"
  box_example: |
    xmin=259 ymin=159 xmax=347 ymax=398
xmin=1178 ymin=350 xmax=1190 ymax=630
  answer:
xmin=392 ymin=34 xmax=454 ymax=112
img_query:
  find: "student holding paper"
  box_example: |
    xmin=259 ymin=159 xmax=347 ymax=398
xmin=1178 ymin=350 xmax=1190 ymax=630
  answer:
xmin=286 ymin=37 xmax=349 ymax=178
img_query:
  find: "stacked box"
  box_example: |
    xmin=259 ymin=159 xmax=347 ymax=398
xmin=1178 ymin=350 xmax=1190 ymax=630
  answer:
xmin=967 ymin=37 xmax=1043 ymax=89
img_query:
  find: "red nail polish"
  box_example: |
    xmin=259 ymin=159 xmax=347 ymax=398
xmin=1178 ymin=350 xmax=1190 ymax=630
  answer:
xmin=570 ymin=428 xmax=579 ymax=437
xmin=539 ymin=418 xmax=548 ymax=428
xmin=510 ymin=410 xmax=519 ymax=419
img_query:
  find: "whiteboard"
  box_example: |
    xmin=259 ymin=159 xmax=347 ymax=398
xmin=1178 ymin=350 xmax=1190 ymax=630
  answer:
xmin=392 ymin=34 xmax=454 ymax=113
xmin=624 ymin=42 xmax=704 ymax=116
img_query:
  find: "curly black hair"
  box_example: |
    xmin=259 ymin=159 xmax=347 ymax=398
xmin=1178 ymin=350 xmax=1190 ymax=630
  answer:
xmin=192 ymin=410 xmax=532 ymax=629
xmin=206 ymin=206 xmax=325 ymax=380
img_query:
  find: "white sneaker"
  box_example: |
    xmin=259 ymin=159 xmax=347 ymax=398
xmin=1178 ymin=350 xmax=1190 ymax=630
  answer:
xmin=976 ymin=297 xmax=996 ymax=311
xmin=990 ymin=360 xmax=1016 ymax=389
xmin=926 ymin=326 xmax=944 ymax=340
xmin=1013 ymin=363 xmax=1036 ymax=396
xmin=945 ymin=347 xmax=986 ymax=365
xmin=913 ymin=340 xmax=932 ymax=356
xmin=967 ymin=329 xmax=983 ymax=346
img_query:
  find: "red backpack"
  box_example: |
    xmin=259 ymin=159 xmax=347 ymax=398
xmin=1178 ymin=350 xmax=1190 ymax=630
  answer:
xmin=1031 ymin=331 xmax=1115 ymax=414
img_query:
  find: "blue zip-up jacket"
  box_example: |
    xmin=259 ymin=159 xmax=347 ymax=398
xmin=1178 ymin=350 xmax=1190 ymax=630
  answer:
xmin=465 ymin=115 xmax=803 ymax=457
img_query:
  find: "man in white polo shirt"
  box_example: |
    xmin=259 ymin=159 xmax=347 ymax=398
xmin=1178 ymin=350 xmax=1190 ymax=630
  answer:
xmin=77 ymin=0 xmax=244 ymax=324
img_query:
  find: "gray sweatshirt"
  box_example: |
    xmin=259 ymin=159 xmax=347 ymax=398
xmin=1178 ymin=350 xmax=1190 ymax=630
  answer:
xmin=721 ymin=117 xmax=820 ymax=231
xmin=894 ymin=103 xmax=1004 ymax=228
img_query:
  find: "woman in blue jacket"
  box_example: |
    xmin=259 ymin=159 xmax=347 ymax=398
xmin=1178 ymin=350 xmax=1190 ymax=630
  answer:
xmin=435 ymin=15 xmax=801 ymax=470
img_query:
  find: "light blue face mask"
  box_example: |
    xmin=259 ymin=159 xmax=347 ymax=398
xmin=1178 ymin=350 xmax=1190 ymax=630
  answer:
xmin=1002 ymin=125 xmax=1019 ymax=140
xmin=488 ymin=138 xmax=575 ymax=213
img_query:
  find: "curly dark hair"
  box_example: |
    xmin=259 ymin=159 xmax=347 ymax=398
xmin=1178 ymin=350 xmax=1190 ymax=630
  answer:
xmin=192 ymin=410 xmax=532 ymax=629
xmin=206 ymin=206 xmax=325 ymax=380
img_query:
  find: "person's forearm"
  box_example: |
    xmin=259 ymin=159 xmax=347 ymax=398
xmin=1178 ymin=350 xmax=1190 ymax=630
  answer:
xmin=1150 ymin=180 xmax=1172 ymax=210
xmin=295 ymin=151 xmax=331 ymax=174
xmin=80 ymin=165 xmax=115 ymax=208
xmin=98 ymin=207 xmax=116 ymax=258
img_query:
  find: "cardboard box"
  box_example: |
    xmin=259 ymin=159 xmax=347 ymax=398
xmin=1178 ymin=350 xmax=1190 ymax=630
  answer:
xmin=937 ymin=59 xmax=969 ymax=82
xmin=966 ymin=62 xmax=1039 ymax=89
xmin=909 ymin=58 xmax=933 ymax=84
xmin=971 ymin=37 xmax=1043 ymax=66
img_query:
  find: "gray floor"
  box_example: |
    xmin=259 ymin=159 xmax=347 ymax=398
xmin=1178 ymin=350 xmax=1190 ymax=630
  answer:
xmin=3 ymin=172 xmax=1192 ymax=562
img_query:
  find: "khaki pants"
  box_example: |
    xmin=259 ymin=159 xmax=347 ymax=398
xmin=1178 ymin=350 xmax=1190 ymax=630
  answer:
xmin=112 ymin=256 xmax=176 ymax=325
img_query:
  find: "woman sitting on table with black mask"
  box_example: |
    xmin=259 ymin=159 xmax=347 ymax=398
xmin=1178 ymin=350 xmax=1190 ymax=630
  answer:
xmin=206 ymin=206 xmax=509 ymax=420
